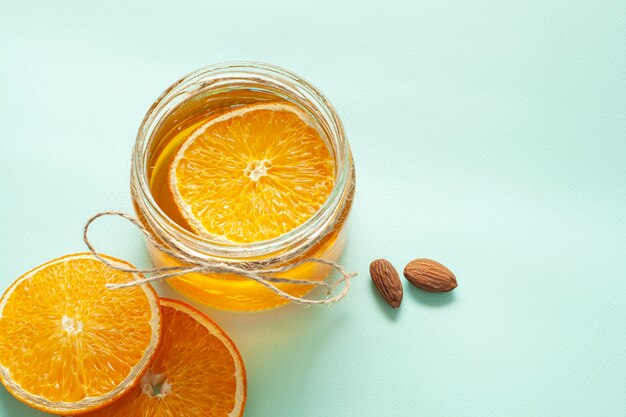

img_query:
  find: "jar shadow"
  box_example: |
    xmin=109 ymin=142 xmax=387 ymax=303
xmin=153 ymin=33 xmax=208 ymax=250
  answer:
xmin=153 ymin=280 xmax=351 ymax=356
xmin=153 ymin=279 xmax=352 ymax=414
xmin=236 ymin=307 xmax=350 ymax=416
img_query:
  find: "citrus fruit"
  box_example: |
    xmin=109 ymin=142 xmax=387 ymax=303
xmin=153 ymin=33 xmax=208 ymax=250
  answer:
xmin=83 ymin=298 xmax=247 ymax=417
xmin=169 ymin=101 xmax=335 ymax=243
xmin=0 ymin=253 xmax=161 ymax=415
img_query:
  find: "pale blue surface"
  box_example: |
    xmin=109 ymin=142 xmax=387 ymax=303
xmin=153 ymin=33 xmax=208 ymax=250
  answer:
xmin=1 ymin=1 xmax=626 ymax=416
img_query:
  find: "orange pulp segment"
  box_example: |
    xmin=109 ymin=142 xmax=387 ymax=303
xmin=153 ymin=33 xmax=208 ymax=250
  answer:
xmin=84 ymin=298 xmax=247 ymax=417
xmin=169 ymin=101 xmax=335 ymax=243
xmin=0 ymin=253 xmax=161 ymax=415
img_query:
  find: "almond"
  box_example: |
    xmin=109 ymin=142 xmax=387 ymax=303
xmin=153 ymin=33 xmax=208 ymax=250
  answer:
xmin=370 ymin=259 xmax=403 ymax=308
xmin=403 ymin=258 xmax=457 ymax=292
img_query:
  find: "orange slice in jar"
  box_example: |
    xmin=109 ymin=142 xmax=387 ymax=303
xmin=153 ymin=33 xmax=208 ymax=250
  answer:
xmin=169 ymin=102 xmax=335 ymax=243
xmin=0 ymin=253 xmax=161 ymax=415
xmin=83 ymin=298 xmax=247 ymax=417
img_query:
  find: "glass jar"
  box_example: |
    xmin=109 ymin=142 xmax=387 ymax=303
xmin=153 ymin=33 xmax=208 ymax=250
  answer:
xmin=130 ymin=62 xmax=355 ymax=311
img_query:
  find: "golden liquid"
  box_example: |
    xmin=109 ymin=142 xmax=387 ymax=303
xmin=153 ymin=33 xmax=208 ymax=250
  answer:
xmin=137 ymin=89 xmax=352 ymax=311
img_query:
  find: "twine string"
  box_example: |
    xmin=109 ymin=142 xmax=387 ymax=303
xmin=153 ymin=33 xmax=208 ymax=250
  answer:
xmin=83 ymin=211 xmax=356 ymax=305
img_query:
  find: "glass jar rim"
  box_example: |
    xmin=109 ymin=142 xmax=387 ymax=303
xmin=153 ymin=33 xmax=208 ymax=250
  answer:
xmin=131 ymin=61 xmax=353 ymax=260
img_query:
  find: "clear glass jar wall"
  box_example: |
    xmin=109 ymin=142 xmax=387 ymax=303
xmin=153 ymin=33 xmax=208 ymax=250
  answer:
xmin=131 ymin=62 xmax=355 ymax=311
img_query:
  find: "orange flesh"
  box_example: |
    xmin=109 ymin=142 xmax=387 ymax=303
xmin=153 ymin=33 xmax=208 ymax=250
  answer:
xmin=0 ymin=254 xmax=160 ymax=414
xmin=84 ymin=299 xmax=246 ymax=417
xmin=168 ymin=102 xmax=335 ymax=243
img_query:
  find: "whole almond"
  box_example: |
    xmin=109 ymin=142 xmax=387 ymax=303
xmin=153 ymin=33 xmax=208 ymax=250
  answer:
xmin=370 ymin=259 xmax=403 ymax=308
xmin=403 ymin=259 xmax=457 ymax=292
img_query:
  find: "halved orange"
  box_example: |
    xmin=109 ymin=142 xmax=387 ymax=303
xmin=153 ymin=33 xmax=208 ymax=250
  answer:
xmin=0 ymin=253 xmax=161 ymax=415
xmin=169 ymin=101 xmax=335 ymax=243
xmin=83 ymin=298 xmax=247 ymax=417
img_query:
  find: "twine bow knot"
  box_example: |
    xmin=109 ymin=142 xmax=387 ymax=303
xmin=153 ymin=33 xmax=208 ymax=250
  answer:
xmin=83 ymin=211 xmax=355 ymax=305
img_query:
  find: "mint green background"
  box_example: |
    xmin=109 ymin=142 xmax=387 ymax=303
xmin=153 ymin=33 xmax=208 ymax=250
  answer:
xmin=1 ymin=1 xmax=625 ymax=416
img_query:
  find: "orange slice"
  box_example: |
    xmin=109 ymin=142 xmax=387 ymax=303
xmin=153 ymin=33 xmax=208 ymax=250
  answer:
xmin=83 ymin=298 xmax=247 ymax=417
xmin=169 ymin=101 xmax=335 ymax=243
xmin=0 ymin=253 xmax=161 ymax=415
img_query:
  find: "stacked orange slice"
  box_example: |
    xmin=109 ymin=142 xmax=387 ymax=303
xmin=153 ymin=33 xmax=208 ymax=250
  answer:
xmin=0 ymin=254 xmax=161 ymax=414
xmin=0 ymin=254 xmax=246 ymax=416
